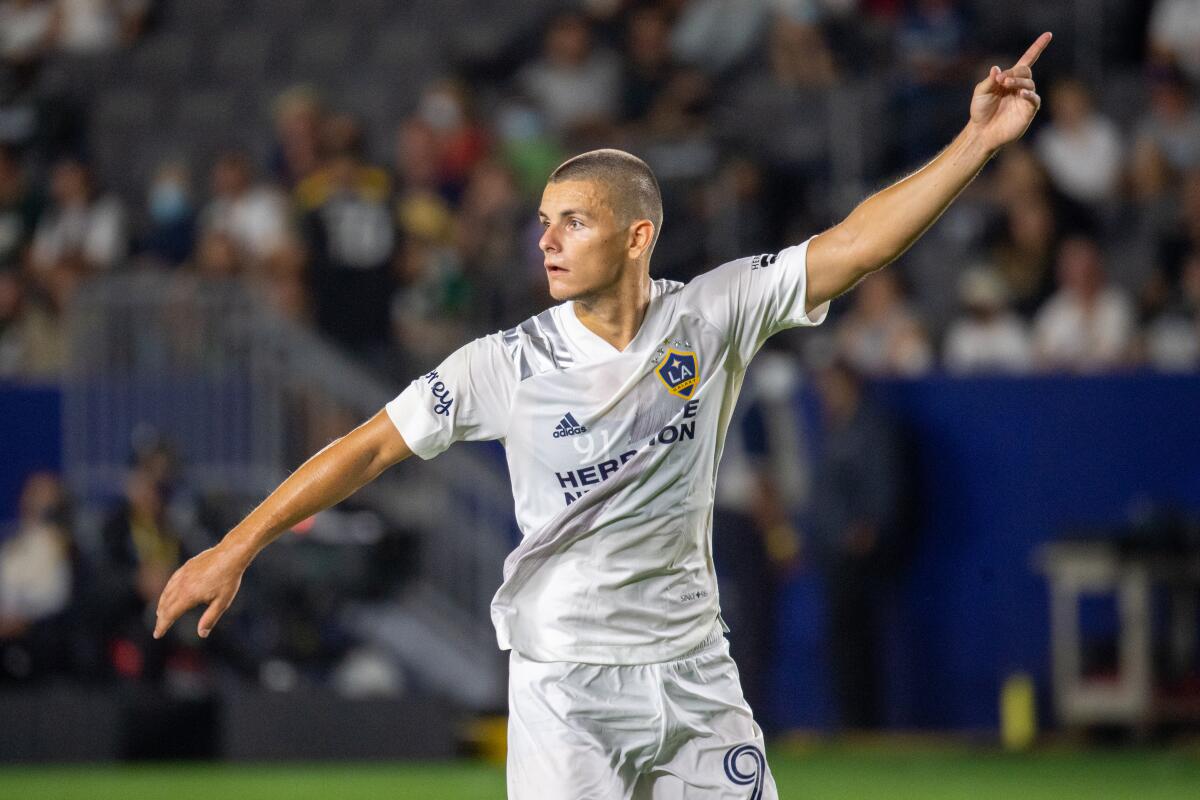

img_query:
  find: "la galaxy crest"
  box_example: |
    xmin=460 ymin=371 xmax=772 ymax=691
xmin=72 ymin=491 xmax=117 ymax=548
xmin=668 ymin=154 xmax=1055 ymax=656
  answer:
xmin=655 ymin=347 xmax=699 ymax=399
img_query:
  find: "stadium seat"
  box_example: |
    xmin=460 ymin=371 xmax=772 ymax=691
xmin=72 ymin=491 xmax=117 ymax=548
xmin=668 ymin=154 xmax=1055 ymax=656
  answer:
xmin=164 ymin=0 xmax=237 ymax=30
xmin=126 ymin=33 xmax=196 ymax=87
xmin=209 ymin=28 xmax=278 ymax=82
xmin=93 ymin=88 xmax=160 ymax=131
xmin=288 ymin=27 xmax=359 ymax=82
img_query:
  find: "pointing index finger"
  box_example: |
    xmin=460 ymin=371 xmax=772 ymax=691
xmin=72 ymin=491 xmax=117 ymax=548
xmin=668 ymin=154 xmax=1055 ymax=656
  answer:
xmin=154 ymin=593 xmax=185 ymax=639
xmin=1016 ymin=32 xmax=1053 ymax=68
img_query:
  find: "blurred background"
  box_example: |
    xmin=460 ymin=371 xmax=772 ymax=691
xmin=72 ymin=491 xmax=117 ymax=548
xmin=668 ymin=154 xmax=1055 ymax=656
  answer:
xmin=2 ymin=0 xmax=1200 ymax=796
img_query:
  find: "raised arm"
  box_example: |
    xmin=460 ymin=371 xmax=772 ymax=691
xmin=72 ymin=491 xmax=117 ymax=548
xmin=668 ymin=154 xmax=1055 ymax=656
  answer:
xmin=805 ymin=32 xmax=1052 ymax=312
xmin=154 ymin=409 xmax=412 ymax=639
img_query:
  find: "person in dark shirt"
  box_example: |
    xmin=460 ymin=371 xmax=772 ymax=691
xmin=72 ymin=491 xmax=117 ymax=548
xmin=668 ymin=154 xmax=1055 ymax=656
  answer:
xmin=807 ymin=357 xmax=905 ymax=729
xmin=296 ymin=116 xmax=397 ymax=359
xmin=0 ymin=145 xmax=43 ymax=271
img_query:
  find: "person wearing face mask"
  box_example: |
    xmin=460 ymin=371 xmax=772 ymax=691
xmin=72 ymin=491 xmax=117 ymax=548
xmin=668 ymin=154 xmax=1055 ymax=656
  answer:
xmin=139 ymin=161 xmax=196 ymax=267
xmin=415 ymin=80 xmax=490 ymax=203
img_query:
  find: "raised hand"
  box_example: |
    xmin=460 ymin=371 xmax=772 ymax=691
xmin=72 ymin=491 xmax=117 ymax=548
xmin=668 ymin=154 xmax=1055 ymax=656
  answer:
xmin=969 ymin=32 xmax=1052 ymax=151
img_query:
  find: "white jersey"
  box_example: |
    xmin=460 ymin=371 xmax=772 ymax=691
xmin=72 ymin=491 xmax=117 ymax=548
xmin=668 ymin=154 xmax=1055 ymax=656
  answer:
xmin=386 ymin=238 xmax=829 ymax=664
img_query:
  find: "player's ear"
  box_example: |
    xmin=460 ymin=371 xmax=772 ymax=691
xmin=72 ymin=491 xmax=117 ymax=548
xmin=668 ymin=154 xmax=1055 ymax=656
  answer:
xmin=628 ymin=219 xmax=655 ymax=260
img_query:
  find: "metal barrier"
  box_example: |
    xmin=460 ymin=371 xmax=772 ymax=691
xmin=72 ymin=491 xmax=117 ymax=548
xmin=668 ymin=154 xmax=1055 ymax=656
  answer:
xmin=64 ymin=270 xmax=512 ymax=707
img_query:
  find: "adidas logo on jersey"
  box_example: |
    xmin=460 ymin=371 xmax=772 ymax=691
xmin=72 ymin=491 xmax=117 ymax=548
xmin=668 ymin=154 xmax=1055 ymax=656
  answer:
xmin=553 ymin=412 xmax=588 ymax=438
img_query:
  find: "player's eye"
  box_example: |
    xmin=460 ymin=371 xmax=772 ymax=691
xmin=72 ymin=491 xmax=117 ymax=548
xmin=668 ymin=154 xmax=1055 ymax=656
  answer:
xmin=567 ymin=219 xmax=583 ymax=230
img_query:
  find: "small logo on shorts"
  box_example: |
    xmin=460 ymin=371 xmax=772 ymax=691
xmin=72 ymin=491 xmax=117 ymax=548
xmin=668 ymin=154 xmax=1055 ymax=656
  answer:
xmin=724 ymin=744 xmax=766 ymax=799
xmin=552 ymin=412 xmax=588 ymax=438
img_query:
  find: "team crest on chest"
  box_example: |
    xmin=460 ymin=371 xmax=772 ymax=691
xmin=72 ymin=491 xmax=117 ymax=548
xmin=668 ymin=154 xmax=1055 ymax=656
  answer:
xmin=655 ymin=347 xmax=700 ymax=399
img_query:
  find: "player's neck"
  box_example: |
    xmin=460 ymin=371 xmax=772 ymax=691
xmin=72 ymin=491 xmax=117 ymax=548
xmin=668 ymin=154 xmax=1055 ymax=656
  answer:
xmin=572 ymin=269 xmax=652 ymax=352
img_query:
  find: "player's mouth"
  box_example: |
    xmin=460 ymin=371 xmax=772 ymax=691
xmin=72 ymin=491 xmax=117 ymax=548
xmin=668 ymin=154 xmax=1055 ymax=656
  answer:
xmin=545 ymin=263 xmax=568 ymax=275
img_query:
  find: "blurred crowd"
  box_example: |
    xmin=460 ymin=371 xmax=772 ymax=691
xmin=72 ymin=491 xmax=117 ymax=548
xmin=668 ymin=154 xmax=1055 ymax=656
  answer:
xmin=2 ymin=0 xmax=1198 ymax=712
xmin=0 ymin=0 xmax=1196 ymax=383
xmin=0 ymin=434 xmax=416 ymax=692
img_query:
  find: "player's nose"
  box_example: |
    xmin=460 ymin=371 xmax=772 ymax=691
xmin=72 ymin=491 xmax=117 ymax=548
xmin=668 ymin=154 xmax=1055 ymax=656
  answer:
xmin=539 ymin=224 xmax=559 ymax=253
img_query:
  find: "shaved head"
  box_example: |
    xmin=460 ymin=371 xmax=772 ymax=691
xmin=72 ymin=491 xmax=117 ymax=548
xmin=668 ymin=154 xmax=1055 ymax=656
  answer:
xmin=549 ymin=149 xmax=663 ymax=254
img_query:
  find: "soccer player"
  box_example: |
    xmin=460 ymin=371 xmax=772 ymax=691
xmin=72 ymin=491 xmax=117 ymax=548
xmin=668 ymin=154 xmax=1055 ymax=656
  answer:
xmin=154 ymin=33 xmax=1051 ymax=798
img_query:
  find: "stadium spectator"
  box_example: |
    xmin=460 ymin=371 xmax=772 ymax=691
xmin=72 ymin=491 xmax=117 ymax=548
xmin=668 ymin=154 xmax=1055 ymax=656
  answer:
xmin=517 ymin=12 xmax=621 ymax=139
xmin=669 ymin=0 xmax=771 ymax=76
xmin=806 ymin=356 xmax=906 ymax=730
xmin=1034 ymin=78 xmax=1123 ymax=206
xmin=1147 ymin=0 xmax=1200 ymax=83
xmin=413 ymin=80 xmax=490 ymax=202
xmin=493 ymin=99 xmax=565 ymax=201
xmin=719 ymin=16 xmax=837 ymax=240
xmin=1129 ymin=136 xmax=1179 ymax=251
xmin=991 ymin=142 xmax=1053 ymax=210
xmin=50 ymin=0 xmax=150 ymax=54
xmin=200 ymin=150 xmax=290 ymax=263
xmin=255 ymin=234 xmax=311 ymax=325
xmin=1158 ymin=168 xmax=1200 ymax=286
xmin=1134 ymin=64 xmax=1200 ymax=175
xmin=454 ymin=158 xmax=536 ymax=328
xmin=712 ymin=347 xmax=809 ymax=732
xmin=618 ymin=4 xmax=711 ymax=142
xmin=138 ymin=159 xmax=196 ymax=267
xmin=835 ymin=269 xmax=933 ymax=376
xmin=191 ymin=228 xmax=243 ymax=281
xmin=0 ymin=471 xmax=77 ymax=681
xmin=297 ymin=115 xmax=396 ymax=355
xmin=0 ymin=145 xmax=42 ymax=271
xmin=891 ymin=0 xmax=973 ymax=165
xmin=389 ymin=114 xmax=474 ymax=350
xmin=0 ymin=267 xmax=57 ymax=376
xmin=0 ymin=268 xmax=24 ymax=372
xmin=943 ymin=265 xmax=1033 ymax=374
xmin=394 ymin=95 xmax=491 ymax=218
xmin=390 ymin=193 xmax=471 ymax=369
xmin=29 ymin=156 xmax=126 ymax=274
xmin=989 ymin=193 xmax=1058 ymax=318
xmin=702 ymin=157 xmax=771 ymax=266
xmin=1121 ymin=138 xmax=1180 ymax=306
xmin=97 ymin=460 xmax=190 ymax=683
xmin=0 ymin=0 xmax=56 ymax=66
xmin=1033 ymin=235 xmax=1137 ymax=372
xmin=1144 ymin=250 xmax=1200 ymax=370
xmin=268 ymin=85 xmax=325 ymax=190
xmin=0 ymin=54 xmax=63 ymax=151
xmin=990 ymin=141 xmax=1093 ymax=239
xmin=619 ymin=5 xmax=678 ymax=125
xmin=393 ymin=116 xmax=444 ymax=198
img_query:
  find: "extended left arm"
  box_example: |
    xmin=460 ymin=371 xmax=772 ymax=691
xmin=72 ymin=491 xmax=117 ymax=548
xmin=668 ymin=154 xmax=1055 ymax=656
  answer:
xmin=806 ymin=32 xmax=1052 ymax=312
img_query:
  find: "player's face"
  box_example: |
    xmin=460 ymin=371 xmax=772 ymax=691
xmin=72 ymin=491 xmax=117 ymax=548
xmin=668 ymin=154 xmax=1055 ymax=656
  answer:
xmin=538 ymin=180 xmax=630 ymax=302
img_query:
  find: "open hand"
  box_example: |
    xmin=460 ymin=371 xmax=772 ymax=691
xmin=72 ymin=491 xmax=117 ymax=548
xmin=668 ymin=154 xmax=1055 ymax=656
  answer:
xmin=969 ymin=32 xmax=1052 ymax=151
xmin=153 ymin=543 xmax=246 ymax=639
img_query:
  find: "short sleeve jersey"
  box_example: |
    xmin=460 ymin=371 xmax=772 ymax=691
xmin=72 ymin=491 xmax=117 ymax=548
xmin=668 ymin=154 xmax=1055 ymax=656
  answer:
xmin=386 ymin=238 xmax=829 ymax=663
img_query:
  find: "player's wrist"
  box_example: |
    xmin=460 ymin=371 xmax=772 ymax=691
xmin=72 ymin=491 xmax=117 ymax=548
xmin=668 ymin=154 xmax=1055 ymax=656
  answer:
xmin=216 ymin=529 xmax=261 ymax=571
xmin=960 ymin=121 xmax=1002 ymax=162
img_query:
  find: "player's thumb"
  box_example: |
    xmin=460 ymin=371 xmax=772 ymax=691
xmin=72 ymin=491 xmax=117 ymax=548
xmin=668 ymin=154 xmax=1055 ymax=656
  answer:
xmin=977 ymin=65 xmax=1002 ymax=93
xmin=198 ymin=592 xmax=231 ymax=638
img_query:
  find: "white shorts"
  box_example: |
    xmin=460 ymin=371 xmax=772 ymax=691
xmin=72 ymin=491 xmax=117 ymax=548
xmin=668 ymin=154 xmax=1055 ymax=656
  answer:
xmin=506 ymin=632 xmax=777 ymax=799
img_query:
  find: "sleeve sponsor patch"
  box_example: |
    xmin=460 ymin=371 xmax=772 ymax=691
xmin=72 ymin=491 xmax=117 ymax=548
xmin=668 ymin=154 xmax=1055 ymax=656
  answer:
xmin=749 ymin=253 xmax=777 ymax=270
